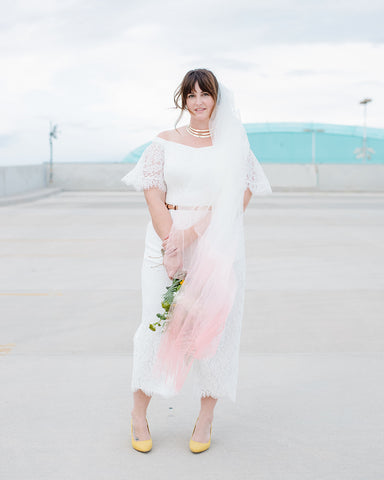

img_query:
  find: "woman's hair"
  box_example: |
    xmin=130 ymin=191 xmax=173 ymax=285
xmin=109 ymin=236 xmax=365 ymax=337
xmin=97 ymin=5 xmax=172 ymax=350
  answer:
xmin=173 ymin=68 xmax=219 ymax=130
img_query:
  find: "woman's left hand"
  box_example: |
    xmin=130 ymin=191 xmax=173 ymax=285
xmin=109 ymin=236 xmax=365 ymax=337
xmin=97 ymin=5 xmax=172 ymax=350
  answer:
xmin=162 ymin=227 xmax=197 ymax=253
xmin=163 ymin=248 xmax=183 ymax=279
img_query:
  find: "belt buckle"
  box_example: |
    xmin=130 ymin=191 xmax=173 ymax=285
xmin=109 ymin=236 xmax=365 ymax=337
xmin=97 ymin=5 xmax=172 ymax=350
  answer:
xmin=166 ymin=203 xmax=177 ymax=210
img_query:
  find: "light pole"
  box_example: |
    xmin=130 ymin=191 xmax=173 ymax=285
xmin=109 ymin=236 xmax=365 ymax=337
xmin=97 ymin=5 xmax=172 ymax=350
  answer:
xmin=303 ymin=128 xmax=324 ymax=189
xmin=49 ymin=122 xmax=59 ymax=184
xmin=354 ymin=98 xmax=375 ymax=163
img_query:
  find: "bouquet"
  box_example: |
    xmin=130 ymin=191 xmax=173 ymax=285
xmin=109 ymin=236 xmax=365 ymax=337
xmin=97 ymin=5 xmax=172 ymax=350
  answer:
xmin=149 ymin=272 xmax=186 ymax=332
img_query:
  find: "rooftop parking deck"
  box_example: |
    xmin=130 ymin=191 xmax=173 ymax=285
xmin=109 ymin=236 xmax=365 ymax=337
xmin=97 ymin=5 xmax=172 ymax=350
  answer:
xmin=1 ymin=191 xmax=383 ymax=479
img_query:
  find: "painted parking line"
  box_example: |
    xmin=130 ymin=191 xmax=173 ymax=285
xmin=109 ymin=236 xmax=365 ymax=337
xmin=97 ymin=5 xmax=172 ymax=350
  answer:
xmin=0 ymin=343 xmax=16 ymax=355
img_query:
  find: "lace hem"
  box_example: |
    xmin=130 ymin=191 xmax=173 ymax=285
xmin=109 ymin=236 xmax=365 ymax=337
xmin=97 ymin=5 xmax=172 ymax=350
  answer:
xmin=246 ymin=149 xmax=272 ymax=195
xmin=121 ymin=140 xmax=167 ymax=192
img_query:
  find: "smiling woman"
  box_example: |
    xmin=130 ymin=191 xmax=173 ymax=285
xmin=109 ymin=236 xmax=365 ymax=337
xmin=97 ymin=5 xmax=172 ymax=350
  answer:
xmin=174 ymin=69 xmax=218 ymax=126
xmin=156 ymin=70 xmax=219 ymax=149
xmin=156 ymin=80 xmax=216 ymax=148
xmin=121 ymin=68 xmax=272 ymax=454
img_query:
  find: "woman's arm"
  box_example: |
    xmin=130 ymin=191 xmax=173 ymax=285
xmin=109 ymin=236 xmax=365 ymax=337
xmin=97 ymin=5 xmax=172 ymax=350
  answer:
xmin=144 ymin=188 xmax=172 ymax=241
xmin=243 ymin=188 xmax=252 ymax=211
xmin=144 ymin=188 xmax=185 ymax=279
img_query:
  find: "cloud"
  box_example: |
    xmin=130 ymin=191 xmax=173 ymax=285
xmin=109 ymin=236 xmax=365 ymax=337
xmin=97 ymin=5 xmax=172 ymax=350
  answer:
xmin=0 ymin=0 xmax=383 ymax=165
xmin=188 ymin=56 xmax=258 ymax=72
xmin=2 ymin=0 xmax=384 ymax=58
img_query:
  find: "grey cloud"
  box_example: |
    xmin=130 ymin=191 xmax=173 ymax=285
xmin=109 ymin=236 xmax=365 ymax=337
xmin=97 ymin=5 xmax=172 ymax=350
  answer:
xmin=1 ymin=0 xmax=384 ymax=59
xmin=286 ymin=69 xmax=352 ymax=76
xmin=187 ymin=56 xmax=259 ymax=71
xmin=0 ymin=0 xmax=146 ymax=53
xmin=162 ymin=7 xmax=384 ymax=55
xmin=286 ymin=69 xmax=317 ymax=76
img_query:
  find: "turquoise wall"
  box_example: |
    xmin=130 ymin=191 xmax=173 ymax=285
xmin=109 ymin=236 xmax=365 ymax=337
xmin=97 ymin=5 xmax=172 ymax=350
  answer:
xmin=123 ymin=122 xmax=384 ymax=164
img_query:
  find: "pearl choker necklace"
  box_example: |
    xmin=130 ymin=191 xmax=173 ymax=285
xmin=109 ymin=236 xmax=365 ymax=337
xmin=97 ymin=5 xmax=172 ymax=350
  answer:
xmin=187 ymin=125 xmax=211 ymax=138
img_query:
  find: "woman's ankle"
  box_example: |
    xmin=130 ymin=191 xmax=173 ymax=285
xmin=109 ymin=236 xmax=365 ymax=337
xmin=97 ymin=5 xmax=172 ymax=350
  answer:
xmin=131 ymin=409 xmax=147 ymax=421
xmin=198 ymin=410 xmax=214 ymax=423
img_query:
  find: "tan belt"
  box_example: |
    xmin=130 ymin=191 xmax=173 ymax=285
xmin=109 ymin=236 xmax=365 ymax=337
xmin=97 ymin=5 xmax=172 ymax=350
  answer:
xmin=165 ymin=203 xmax=212 ymax=211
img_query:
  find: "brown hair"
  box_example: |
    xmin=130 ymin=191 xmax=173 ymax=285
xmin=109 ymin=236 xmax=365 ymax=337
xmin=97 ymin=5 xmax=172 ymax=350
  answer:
xmin=173 ymin=68 xmax=219 ymax=130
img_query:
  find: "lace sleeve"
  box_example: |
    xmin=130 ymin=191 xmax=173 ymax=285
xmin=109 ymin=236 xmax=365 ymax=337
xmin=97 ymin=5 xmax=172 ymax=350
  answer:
xmin=121 ymin=140 xmax=166 ymax=192
xmin=245 ymin=148 xmax=272 ymax=195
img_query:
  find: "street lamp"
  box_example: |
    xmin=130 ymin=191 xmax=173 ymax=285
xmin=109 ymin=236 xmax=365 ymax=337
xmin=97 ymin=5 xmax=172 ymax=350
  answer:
xmin=303 ymin=128 xmax=325 ymax=189
xmin=49 ymin=122 xmax=60 ymax=184
xmin=354 ymin=98 xmax=375 ymax=163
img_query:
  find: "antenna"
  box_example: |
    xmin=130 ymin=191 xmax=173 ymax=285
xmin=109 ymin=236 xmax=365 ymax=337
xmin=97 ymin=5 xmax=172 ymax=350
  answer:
xmin=354 ymin=98 xmax=375 ymax=162
xmin=49 ymin=122 xmax=60 ymax=183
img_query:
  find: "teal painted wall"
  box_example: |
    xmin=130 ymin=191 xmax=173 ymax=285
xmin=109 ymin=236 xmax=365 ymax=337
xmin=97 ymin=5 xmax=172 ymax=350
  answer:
xmin=123 ymin=122 xmax=384 ymax=164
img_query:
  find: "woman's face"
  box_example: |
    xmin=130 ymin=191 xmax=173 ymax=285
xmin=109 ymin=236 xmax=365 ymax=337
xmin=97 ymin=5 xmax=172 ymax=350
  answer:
xmin=186 ymin=81 xmax=215 ymax=120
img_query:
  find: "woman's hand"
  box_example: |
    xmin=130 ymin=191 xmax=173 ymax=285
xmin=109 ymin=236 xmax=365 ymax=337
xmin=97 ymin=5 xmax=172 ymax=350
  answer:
xmin=161 ymin=227 xmax=196 ymax=279
xmin=163 ymin=242 xmax=183 ymax=279
xmin=161 ymin=211 xmax=211 ymax=278
xmin=162 ymin=230 xmax=182 ymax=279
xmin=162 ymin=227 xmax=197 ymax=253
xmin=163 ymin=251 xmax=183 ymax=279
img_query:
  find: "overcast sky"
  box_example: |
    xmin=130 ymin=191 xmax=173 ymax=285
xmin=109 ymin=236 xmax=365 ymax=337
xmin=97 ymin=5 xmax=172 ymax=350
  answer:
xmin=1 ymin=0 xmax=383 ymax=165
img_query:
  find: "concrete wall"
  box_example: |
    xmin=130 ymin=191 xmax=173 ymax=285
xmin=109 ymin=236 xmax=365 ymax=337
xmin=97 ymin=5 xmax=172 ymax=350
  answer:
xmin=317 ymin=164 xmax=384 ymax=191
xmin=268 ymin=164 xmax=384 ymax=191
xmin=1 ymin=162 xmax=384 ymax=196
xmin=45 ymin=162 xmax=129 ymax=191
xmin=45 ymin=162 xmax=384 ymax=192
xmin=0 ymin=164 xmax=47 ymax=196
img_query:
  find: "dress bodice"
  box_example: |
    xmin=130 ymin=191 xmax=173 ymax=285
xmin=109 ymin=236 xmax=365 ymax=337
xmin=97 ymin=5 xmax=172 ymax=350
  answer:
xmin=157 ymin=137 xmax=219 ymax=206
xmin=120 ymin=135 xmax=272 ymax=202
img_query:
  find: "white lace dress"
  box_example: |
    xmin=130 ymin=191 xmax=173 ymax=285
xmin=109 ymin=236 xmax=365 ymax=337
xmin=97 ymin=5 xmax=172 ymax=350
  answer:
xmin=121 ymin=136 xmax=272 ymax=402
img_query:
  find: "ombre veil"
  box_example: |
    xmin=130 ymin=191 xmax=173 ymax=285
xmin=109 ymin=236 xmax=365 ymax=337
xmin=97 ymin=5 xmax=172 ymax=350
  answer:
xmin=153 ymin=82 xmax=250 ymax=391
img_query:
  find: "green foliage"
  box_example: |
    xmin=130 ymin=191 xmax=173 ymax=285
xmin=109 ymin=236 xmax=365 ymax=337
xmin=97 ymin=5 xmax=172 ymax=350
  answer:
xmin=149 ymin=277 xmax=184 ymax=332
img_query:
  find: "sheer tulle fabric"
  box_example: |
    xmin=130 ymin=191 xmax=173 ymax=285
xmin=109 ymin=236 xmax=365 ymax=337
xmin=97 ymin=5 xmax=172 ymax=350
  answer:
xmin=154 ymin=210 xmax=240 ymax=390
xmin=153 ymin=83 xmax=250 ymax=391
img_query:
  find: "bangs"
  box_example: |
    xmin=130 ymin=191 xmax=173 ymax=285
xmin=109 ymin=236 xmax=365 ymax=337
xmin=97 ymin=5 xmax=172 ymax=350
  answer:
xmin=185 ymin=74 xmax=215 ymax=96
xmin=183 ymin=71 xmax=217 ymax=99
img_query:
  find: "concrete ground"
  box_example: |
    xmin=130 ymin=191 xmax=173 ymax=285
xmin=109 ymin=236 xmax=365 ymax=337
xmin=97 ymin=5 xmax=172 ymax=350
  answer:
xmin=1 ymin=190 xmax=383 ymax=480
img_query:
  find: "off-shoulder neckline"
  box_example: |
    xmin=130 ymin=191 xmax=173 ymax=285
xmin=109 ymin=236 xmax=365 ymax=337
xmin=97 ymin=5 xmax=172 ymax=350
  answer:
xmin=154 ymin=136 xmax=214 ymax=150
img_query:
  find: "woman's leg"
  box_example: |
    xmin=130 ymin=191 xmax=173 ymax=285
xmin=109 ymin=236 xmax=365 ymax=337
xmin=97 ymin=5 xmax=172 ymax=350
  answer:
xmin=131 ymin=389 xmax=152 ymax=440
xmin=191 ymin=396 xmax=217 ymax=443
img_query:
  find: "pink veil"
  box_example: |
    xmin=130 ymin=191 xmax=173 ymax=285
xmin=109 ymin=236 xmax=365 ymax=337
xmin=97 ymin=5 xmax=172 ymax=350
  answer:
xmin=153 ymin=83 xmax=250 ymax=391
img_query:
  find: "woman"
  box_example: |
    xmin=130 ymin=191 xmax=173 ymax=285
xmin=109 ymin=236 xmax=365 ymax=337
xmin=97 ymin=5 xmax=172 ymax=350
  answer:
xmin=121 ymin=68 xmax=272 ymax=453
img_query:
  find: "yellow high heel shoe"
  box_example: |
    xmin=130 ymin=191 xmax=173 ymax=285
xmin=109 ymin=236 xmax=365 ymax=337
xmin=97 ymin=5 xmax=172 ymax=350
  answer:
xmin=189 ymin=417 xmax=212 ymax=453
xmin=131 ymin=418 xmax=152 ymax=453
